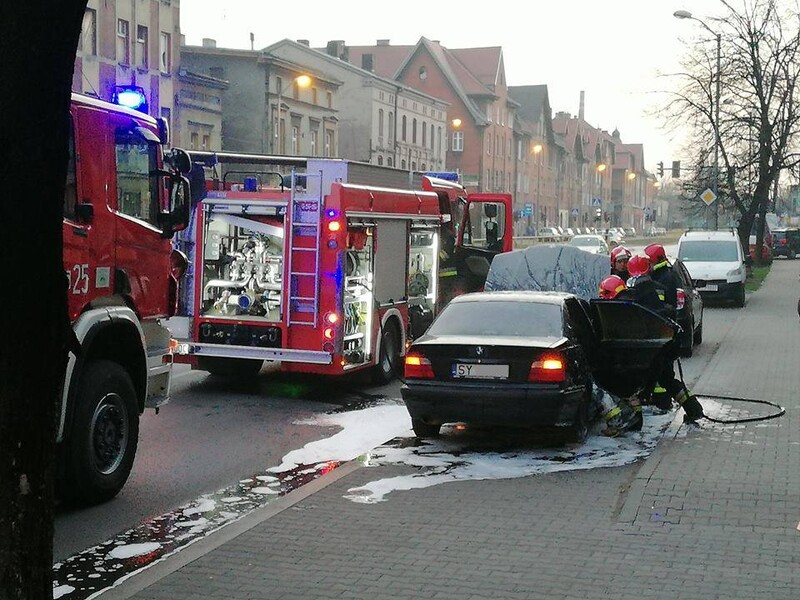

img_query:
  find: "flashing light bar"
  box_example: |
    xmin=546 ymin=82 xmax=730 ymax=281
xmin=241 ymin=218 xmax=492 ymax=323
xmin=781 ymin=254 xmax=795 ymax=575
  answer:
xmin=423 ymin=171 xmax=459 ymax=182
xmin=112 ymin=86 xmax=149 ymax=113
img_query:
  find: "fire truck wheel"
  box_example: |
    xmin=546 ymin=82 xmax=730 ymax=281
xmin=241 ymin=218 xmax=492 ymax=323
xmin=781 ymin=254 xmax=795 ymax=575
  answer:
xmin=372 ymin=325 xmax=400 ymax=384
xmin=63 ymin=360 xmax=139 ymax=506
xmin=198 ymin=357 xmax=263 ymax=378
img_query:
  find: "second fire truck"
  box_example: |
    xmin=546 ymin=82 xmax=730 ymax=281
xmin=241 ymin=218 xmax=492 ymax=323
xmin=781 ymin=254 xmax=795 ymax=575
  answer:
xmin=174 ymin=153 xmax=512 ymax=381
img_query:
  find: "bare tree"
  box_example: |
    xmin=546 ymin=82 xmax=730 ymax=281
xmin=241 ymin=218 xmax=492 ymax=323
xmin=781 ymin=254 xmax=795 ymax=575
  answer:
xmin=0 ymin=1 xmax=87 ymax=598
xmin=665 ymin=0 xmax=800 ymax=262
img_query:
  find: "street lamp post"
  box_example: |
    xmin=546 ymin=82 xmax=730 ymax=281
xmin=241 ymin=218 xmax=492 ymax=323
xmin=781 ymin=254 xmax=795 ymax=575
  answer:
xmin=533 ymin=143 xmax=543 ymax=227
xmin=674 ymin=9 xmax=721 ymax=230
xmin=274 ymin=73 xmax=311 ymax=154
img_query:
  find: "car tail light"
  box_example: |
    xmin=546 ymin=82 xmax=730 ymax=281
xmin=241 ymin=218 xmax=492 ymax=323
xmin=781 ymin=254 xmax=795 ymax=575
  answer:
xmin=676 ymin=288 xmax=686 ymax=311
xmin=405 ymin=353 xmax=434 ymax=379
xmin=529 ymin=353 xmax=566 ymax=383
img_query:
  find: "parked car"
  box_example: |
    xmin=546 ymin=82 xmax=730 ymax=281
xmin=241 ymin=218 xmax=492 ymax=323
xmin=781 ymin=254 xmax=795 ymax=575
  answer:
xmin=672 ymin=259 xmax=704 ymax=356
xmin=677 ymin=230 xmax=747 ymax=307
xmin=539 ymin=226 xmax=562 ymax=241
xmin=748 ymin=235 xmax=774 ymax=264
xmin=567 ymin=234 xmax=610 ymax=255
xmin=771 ymin=227 xmax=800 ymax=259
xmin=623 ymin=227 xmax=636 ymax=238
xmin=401 ymin=292 xmax=597 ymax=442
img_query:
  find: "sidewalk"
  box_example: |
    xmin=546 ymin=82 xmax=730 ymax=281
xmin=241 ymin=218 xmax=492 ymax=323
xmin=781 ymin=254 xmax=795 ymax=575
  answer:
xmin=107 ymin=261 xmax=800 ymax=600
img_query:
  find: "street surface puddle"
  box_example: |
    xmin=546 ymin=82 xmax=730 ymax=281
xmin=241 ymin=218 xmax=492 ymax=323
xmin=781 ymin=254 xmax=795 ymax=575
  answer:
xmin=55 ymin=396 xmax=755 ymax=597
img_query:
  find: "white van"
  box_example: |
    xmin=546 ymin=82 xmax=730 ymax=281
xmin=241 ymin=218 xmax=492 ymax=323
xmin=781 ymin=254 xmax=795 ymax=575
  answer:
xmin=676 ymin=230 xmax=747 ymax=307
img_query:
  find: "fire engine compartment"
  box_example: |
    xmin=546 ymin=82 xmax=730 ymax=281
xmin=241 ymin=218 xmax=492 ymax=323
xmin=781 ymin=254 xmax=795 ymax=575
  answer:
xmin=200 ymin=208 xmax=286 ymax=322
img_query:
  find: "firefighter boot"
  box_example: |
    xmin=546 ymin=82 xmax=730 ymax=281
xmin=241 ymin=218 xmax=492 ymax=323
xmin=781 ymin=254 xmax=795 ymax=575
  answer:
xmin=628 ymin=398 xmax=644 ymax=431
xmin=651 ymin=385 xmax=673 ymax=413
xmin=676 ymin=390 xmax=704 ymax=423
xmin=600 ymin=405 xmax=632 ymax=437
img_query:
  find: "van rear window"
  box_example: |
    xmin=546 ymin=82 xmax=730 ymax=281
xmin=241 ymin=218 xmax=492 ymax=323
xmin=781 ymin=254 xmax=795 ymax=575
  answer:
xmin=678 ymin=240 xmax=739 ymax=262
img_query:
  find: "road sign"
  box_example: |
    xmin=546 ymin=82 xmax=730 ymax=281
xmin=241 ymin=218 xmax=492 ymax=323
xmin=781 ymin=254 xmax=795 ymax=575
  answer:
xmin=523 ymin=203 xmax=533 ymax=217
xmin=591 ymin=197 xmax=602 ymax=207
xmin=571 ymin=207 xmax=579 ymax=216
xmin=644 ymin=206 xmax=652 ymax=216
xmin=700 ymin=188 xmax=717 ymax=206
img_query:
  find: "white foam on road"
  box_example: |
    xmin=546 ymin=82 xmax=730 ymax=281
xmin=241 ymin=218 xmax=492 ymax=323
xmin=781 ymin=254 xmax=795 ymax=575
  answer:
xmin=273 ymin=400 xmax=676 ymax=504
xmin=107 ymin=542 xmax=161 ymax=560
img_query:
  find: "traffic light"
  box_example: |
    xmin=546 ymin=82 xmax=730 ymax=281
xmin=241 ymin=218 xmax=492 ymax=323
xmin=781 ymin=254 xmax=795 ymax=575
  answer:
xmin=594 ymin=208 xmax=602 ymax=222
xmin=657 ymin=161 xmax=664 ymax=177
xmin=671 ymin=161 xmax=681 ymax=178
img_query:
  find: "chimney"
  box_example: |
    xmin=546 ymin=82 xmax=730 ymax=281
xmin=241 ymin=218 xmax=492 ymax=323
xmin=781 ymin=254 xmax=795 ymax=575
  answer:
xmin=377 ymin=39 xmax=390 ymax=46
xmin=297 ymin=39 xmax=310 ymax=46
xmin=326 ymin=40 xmax=346 ymax=59
xmin=202 ymin=38 xmax=217 ymax=48
xmin=579 ymin=91 xmax=585 ymax=121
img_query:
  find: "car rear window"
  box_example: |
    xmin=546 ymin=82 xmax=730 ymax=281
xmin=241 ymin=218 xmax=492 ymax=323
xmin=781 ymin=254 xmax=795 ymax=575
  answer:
xmin=428 ymin=300 xmax=564 ymax=338
xmin=678 ymin=240 xmax=739 ymax=262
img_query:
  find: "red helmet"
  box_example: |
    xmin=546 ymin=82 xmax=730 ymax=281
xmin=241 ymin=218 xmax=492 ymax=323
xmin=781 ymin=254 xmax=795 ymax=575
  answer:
xmin=627 ymin=254 xmax=651 ymax=277
xmin=598 ymin=275 xmax=627 ymax=299
xmin=644 ymin=243 xmax=667 ymax=265
xmin=610 ymin=245 xmax=632 ymax=266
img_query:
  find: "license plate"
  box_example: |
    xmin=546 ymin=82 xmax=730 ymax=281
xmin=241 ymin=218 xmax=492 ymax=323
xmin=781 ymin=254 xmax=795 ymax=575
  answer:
xmin=699 ymin=284 xmax=718 ymax=291
xmin=452 ymin=363 xmax=509 ymax=379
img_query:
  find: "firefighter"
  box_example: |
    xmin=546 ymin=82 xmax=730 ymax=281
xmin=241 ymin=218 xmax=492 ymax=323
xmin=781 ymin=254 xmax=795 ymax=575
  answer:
xmin=625 ymin=255 xmax=705 ymax=423
xmin=595 ymin=275 xmax=641 ymax=435
xmin=610 ymin=245 xmax=632 ymax=281
xmin=644 ymin=243 xmax=682 ymax=311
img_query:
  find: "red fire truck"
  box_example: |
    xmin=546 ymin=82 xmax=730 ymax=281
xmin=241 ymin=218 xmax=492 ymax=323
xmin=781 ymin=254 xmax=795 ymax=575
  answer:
xmin=61 ymin=91 xmax=191 ymax=504
xmin=174 ymin=153 xmax=512 ymax=381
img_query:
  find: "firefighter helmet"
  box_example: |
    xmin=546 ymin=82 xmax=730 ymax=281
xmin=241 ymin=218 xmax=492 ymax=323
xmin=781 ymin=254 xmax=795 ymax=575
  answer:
xmin=598 ymin=275 xmax=627 ymax=299
xmin=610 ymin=245 xmax=632 ymax=266
xmin=627 ymin=254 xmax=651 ymax=277
xmin=644 ymin=243 xmax=668 ymax=265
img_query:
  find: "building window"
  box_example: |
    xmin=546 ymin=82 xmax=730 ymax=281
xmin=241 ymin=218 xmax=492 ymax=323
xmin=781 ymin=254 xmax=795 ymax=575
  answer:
xmin=421 ymin=120 xmax=426 ymax=146
xmin=312 ymin=87 xmax=318 ymax=105
xmin=451 ymin=131 xmax=464 ymax=152
xmin=401 ymin=160 xmax=406 ymax=169
xmin=486 ymin=134 xmax=492 ymax=155
xmin=202 ymin=134 xmax=210 ymax=150
xmin=387 ymin=157 xmax=393 ymax=167
xmin=486 ymin=103 xmax=492 ymax=122
xmin=430 ymin=123 xmax=434 ymax=149
xmin=190 ymin=132 xmax=199 ymax=150
xmin=412 ymin=118 xmax=417 ymax=144
xmin=291 ymin=126 xmax=299 ymax=154
xmin=412 ymin=161 xmax=417 ymax=171
xmin=79 ymin=8 xmax=97 ymax=56
xmin=388 ymin=112 xmax=394 ymax=144
xmin=437 ymin=126 xmax=442 ymax=155
xmin=310 ymin=129 xmax=318 ymax=156
xmin=401 ymin=115 xmax=407 ymax=142
xmin=117 ymin=19 xmax=130 ymax=65
xmin=324 ymin=130 xmax=334 ymax=157
xmin=159 ymin=32 xmax=171 ymax=73
xmin=136 ymin=25 xmax=148 ymax=69
xmin=378 ymin=109 xmax=384 ymax=139
xmin=160 ymin=107 xmax=171 ymax=132
xmin=326 ymin=91 xmax=332 ymax=108
xmin=377 ymin=155 xmax=384 ymax=166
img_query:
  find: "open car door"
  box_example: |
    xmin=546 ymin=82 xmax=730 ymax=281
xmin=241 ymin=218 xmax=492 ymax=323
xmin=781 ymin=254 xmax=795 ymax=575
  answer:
xmin=437 ymin=193 xmax=513 ymax=308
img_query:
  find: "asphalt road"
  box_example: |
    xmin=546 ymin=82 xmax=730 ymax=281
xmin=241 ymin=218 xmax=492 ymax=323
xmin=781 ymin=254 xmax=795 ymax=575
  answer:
xmin=54 ymin=299 xmax=739 ymax=563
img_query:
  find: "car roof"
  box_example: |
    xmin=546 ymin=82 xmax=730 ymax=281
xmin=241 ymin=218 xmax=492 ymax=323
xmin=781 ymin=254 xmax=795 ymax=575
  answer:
xmin=450 ymin=291 xmax=575 ymax=305
xmin=679 ymin=230 xmax=739 ymax=241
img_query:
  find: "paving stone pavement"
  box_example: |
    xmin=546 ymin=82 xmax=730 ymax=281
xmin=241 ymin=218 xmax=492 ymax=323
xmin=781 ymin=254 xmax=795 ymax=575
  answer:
xmin=107 ymin=261 xmax=800 ymax=600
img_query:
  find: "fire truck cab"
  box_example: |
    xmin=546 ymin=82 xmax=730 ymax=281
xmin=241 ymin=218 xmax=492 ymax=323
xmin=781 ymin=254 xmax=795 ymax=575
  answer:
xmin=175 ymin=153 xmax=512 ymax=381
xmin=60 ymin=92 xmax=191 ymax=504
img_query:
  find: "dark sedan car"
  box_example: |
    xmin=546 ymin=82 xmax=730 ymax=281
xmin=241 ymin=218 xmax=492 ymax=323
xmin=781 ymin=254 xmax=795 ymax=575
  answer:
xmin=672 ymin=259 xmax=704 ymax=357
xmin=401 ymin=291 xmax=597 ymax=442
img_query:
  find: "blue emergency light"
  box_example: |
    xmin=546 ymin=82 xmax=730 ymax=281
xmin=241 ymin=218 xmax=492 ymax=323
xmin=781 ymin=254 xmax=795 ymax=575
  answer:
xmin=423 ymin=171 xmax=460 ymax=182
xmin=112 ymin=86 xmax=149 ymax=114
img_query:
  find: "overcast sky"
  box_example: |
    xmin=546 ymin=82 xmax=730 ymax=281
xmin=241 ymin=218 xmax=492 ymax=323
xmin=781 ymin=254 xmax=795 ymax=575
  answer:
xmin=181 ymin=0 xmax=727 ymax=171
